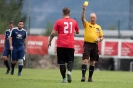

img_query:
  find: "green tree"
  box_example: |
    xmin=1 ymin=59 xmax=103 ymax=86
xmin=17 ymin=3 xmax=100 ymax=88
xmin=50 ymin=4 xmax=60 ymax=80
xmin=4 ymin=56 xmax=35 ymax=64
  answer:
xmin=0 ymin=0 xmax=26 ymax=34
xmin=43 ymin=21 xmax=53 ymax=36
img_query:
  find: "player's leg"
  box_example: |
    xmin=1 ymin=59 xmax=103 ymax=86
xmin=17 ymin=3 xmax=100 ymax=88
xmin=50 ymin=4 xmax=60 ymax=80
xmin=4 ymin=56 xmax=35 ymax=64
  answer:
xmin=2 ymin=49 xmax=10 ymax=74
xmin=60 ymin=64 xmax=66 ymax=83
xmin=17 ymin=47 xmax=25 ymax=76
xmin=10 ymin=49 xmax=17 ymax=75
xmin=67 ymin=61 xmax=73 ymax=75
xmin=81 ymin=59 xmax=89 ymax=82
xmin=88 ymin=44 xmax=98 ymax=82
xmin=88 ymin=61 xmax=95 ymax=82
xmin=66 ymin=48 xmax=74 ymax=83
xmin=57 ymin=47 xmax=66 ymax=83
xmin=18 ymin=59 xmax=23 ymax=76
xmin=11 ymin=61 xmax=17 ymax=75
xmin=2 ymin=56 xmax=10 ymax=74
xmin=81 ymin=42 xmax=90 ymax=82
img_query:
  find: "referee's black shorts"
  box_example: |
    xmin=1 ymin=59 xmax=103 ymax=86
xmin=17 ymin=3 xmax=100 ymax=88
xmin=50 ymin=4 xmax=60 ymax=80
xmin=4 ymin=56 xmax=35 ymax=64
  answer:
xmin=82 ymin=42 xmax=99 ymax=61
xmin=57 ymin=47 xmax=74 ymax=64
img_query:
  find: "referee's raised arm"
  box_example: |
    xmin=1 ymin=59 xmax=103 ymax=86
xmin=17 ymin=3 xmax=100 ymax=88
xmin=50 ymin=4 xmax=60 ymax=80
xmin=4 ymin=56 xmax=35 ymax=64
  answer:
xmin=81 ymin=4 xmax=87 ymax=25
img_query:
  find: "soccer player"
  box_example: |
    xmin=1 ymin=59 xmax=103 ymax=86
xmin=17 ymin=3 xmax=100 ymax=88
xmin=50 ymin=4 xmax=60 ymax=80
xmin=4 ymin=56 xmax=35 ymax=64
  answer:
xmin=9 ymin=20 xmax=27 ymax=76
xmin=81 ymin=4 xmax=104 ymax=82
xmin=2 ymin=21 xmax=14 ymax=74
xmin=48 ymin=7 xmax=79 ymax=83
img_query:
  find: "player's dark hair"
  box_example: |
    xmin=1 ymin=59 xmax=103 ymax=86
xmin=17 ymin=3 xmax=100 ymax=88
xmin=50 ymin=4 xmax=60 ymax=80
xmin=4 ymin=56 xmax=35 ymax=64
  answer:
xmin=9 ymin=21 xmax=14 ymax=25
xmin=18 ymin=20 xmax=24 ymax=23
xmin=62 ymin=7 xmax=70 ymax=16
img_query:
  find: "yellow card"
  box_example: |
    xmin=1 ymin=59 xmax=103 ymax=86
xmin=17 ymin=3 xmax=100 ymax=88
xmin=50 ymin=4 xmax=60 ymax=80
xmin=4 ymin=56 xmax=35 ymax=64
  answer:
xmin=84 ymin=1 xmax=89 ymax=6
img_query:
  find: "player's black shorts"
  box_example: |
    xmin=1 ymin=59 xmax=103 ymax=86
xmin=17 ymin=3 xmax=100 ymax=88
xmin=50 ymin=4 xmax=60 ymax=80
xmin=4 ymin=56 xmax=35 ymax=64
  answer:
xmin=82 ymin=42 xmax=99 ymax=61
xmin=57 ymin=47 xmax=74 ymax=64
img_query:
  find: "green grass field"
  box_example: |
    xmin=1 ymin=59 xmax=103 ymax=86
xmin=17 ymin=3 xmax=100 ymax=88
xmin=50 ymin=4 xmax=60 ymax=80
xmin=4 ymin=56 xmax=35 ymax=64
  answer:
xmin=0 ymin=68 xmax=133 ymax=88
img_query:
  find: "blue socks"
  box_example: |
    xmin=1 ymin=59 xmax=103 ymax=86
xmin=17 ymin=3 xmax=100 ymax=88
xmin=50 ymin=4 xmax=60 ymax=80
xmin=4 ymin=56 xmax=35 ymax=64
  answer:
xmin=18 ymin=65 xmax=23 ymax=73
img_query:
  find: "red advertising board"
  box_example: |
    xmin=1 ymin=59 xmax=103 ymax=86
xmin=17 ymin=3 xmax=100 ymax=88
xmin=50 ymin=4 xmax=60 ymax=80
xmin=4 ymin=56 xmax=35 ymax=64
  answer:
xmin=0 ymin=34 xmax=48 ymax=55
xmin=1 ymin=34 xmax=133 ymax=58
xmin=104 ymin=41 xmax=118 ymax=56
xmin=121 ymin=42 xmax=133 ymax=56
xmin=74 ymin=40 xmax=84 ymax=54
xmin=98 ymin=42 xmax=102 ymax=55
xmin=0 ymin=34 xmax=5 ymax=52
xmin=27 ymin=36 xmax=48 ymax=55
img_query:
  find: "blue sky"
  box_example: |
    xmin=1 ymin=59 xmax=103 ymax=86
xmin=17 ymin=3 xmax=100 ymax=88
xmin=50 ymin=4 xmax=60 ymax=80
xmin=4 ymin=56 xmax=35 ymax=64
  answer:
xmin=23 ymin=0 xmax=129 ymax=30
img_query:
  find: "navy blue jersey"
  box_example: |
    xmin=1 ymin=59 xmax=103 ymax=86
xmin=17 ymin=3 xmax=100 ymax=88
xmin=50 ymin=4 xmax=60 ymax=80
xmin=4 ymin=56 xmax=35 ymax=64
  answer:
xmin=10 ymin=27 xmax=27 ymax=49
xmin=4 ymin=29 xmax=11 ymax=49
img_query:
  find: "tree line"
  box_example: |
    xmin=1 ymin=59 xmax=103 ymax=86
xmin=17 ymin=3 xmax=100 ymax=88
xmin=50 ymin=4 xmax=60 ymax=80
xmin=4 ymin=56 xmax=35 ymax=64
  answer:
xmin=0 ymin=0 xmax=26 ymax=34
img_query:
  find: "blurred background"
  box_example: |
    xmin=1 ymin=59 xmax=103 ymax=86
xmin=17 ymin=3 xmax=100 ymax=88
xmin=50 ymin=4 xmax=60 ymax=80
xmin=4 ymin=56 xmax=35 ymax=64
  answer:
xmin=0 ymin=0 xmax=133 ymax=71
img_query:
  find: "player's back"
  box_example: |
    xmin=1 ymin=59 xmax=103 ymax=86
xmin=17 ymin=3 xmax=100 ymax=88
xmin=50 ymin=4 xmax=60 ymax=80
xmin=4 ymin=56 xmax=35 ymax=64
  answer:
xmin=54 ymin=18 xmax=79 ymax=48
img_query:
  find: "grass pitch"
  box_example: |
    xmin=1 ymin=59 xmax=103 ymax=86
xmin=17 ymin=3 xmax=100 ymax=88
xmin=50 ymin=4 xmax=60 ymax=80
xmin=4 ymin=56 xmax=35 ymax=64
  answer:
xmin=0 ymin=68 xmax=133 ymax=88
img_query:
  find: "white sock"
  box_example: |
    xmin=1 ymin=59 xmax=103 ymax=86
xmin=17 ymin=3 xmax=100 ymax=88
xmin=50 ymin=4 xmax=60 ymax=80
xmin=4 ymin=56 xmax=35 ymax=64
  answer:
xmin=68 ymin=71 xmax=71 ymax=75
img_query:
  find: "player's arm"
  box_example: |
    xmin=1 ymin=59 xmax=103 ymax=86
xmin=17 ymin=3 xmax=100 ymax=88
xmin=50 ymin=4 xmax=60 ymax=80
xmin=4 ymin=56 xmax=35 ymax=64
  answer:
xmin=81 ymin=4 xmax=87 ymax=25
xmin=75 ymin=22 xmax=79 ymax=34
xmin=24 ymin=37 xmax=27 ymax=53
xmin=98 ymin=36 xmax=104 ymax=42
xmin=98 ymin=27 xmax=104 ymax=42
xmin=9 ymin=37 xmax=13 ymax=50
xmin=48 ymin=30 xmax=56 ymax=47
xmin=95 ymin=27 xmax=104 ymax=42
xmin=75 ymin=31 xmax=79 ymax=34
xmin=9 ymin=30 xmax=13 ymax=50
xmin=24 ymin=31 xmax=27 ymax=53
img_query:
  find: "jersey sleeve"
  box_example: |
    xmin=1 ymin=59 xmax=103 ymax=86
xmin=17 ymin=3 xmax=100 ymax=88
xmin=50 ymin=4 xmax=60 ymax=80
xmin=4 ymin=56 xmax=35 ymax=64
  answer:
xmin=75 ymin=21 xmax=79 ymax=33
xmin=83 ymin=20 xmax=87 ymax=27
xmin=53 ymin=20 xmax=59 ymax=31
xmin=24 ymin=31 xmax=27 ymax=39
xmin=99 ymin=26 xmax=103 ymax=37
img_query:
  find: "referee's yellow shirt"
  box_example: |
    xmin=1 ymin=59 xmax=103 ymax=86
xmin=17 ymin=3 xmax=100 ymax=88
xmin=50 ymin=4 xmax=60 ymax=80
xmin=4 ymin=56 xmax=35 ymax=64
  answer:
xmin=83 ymin=21 xmax=103 ymax=43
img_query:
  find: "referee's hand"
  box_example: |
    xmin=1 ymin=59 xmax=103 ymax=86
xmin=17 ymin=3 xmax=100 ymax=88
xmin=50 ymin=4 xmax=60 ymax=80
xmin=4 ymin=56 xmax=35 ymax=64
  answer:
xmin=95 ymin=38 xmax=100 ymax=43
xmin=82 ymin=4 xmax=87 ymax=10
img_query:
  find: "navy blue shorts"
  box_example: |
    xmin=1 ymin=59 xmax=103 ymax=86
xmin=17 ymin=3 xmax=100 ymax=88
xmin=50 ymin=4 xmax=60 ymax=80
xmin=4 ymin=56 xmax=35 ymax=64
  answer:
xmin=3 ymin=47 xmax=11 ymax=57
xmin=11 ymin=47 xmax=24 ymax=61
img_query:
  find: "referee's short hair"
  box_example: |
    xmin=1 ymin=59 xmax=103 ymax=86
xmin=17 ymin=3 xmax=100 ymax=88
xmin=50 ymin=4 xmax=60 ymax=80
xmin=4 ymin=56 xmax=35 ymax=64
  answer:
xmin=62 ymin=7 xmax=70 ymax=16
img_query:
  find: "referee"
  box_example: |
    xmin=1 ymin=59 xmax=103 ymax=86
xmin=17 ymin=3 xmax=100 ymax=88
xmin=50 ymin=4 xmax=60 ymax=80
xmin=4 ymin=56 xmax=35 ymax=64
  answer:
xmin=81 ymin=4 xmax=104 ymax=82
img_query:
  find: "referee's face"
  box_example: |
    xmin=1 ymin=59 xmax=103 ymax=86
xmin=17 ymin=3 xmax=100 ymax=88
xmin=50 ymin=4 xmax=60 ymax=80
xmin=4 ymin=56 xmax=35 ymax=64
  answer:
xmin=18 ymin=22 xmax=24 ymax=29
xmin=90 ymin=16 xmax=96 ymax=24
xmin=90 ymin=13 xmax=97 ymax=24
